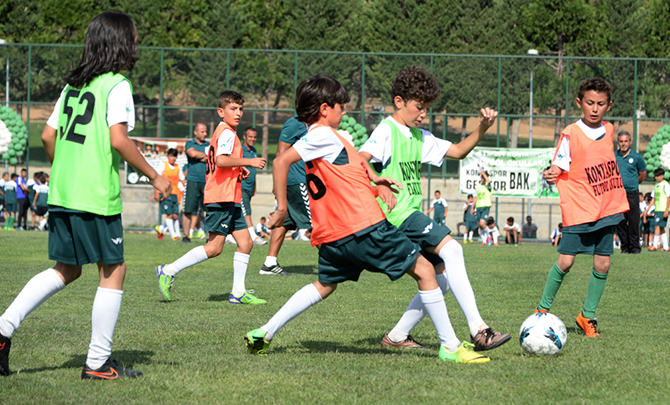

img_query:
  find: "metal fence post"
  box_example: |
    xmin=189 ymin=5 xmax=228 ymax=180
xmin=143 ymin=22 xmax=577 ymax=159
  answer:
xmin=159 ymin=48 xmax=164 ymax=138
xmin=26 ymin=45 xmax=31 ymax=172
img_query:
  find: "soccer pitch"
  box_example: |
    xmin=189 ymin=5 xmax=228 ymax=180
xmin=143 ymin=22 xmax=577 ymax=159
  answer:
xmin=0 ymin=231 xmax=668 ymax=404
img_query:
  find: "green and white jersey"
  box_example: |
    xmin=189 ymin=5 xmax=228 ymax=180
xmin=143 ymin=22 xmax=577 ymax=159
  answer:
xmin=463 ymin=202 xmax=476 ymax=222
xmin=0 ymin=178 xmax=5 ymax=197
xmin=475 ymin=182 xmax=492 ymax=208
xmin=4 ymin=180 xmax=17 ymax=203
xmin=47 ymin=72 xmax=134 ymax=216
xmin=652 ymin=180 xmax=670 ymax=212
xmin=361 ymin=117 xmax=452 ymax=227
xmin=35 ymin=183 xmax=49 ymax=207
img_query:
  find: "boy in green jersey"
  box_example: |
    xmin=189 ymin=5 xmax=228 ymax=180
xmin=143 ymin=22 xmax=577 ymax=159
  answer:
xmin=0 ymin=11 xmax=171 ymax=380
xmin=648 ymin=167 xmax=670 ymax=251
xmin=360 ymin=66 xmax=511 ymax=352
xmin=3 ymin=173 xmax=18 ymax=230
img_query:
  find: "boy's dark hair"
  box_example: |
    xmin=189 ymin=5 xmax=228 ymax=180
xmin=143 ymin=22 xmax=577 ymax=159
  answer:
xmin=295 ymin=75 xmax=350 ymax=124
xmin=21 ymin=168 xmax=26 ymax=173
xmin=11 ymin=173 xmax=18 ymax=180
xmin=64 ymin=10 xmax=138 ymax=89
xmin=391 ymin=66 xmax=440 ymax=105
xmin=486 ymin=217 xmax=495 ymax=226
xmin=558 ymin=223 xmax=563 ymax=228
xmin=218 ymin=90 xmax=245 ymax=109
xmin=260 ymin=216 xmax=266 ymax=221
xmin=645 ymin=192 xmax=652 ymax=201
xmin=507 ymin=217 xmax=514 ymax=223
xmin=577 ymin=77 xmax=612 ymax=102
xmin=435 ymin=190 xmax=440 ymax=194
xmin=654 ymin=167 xmax=665 ymax=178
xmin=166 ymin=148 xmax=178 ymax=157
xmin=39 ymin=174 xmax=47 ymax=183
xmin=2 ymin=172 xmax=8 ymax=177
xmin=467 ymin=194 xmax=473 ymax=199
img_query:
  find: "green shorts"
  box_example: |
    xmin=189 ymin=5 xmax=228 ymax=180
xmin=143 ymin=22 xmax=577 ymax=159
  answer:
xmin=465 ymin=219 xmax=478 ymax=231
xmin=241 ymin=189 xmax=253 ymax=217
xmin=435 ymin=217 xmax=446 ymax=226
xmin=398 ymin=211 xmax=451 ymax=266
xmin=476 ymin=206 xmax=490 ymax=223
xmin=653 ymin=211 xmax=668 ymax=229
xmin=557 ymin=226 xmax=615 ymax=256
xmin=318 ymin=220 xmax=420 ymax=284
xmin=282 ymin=183 xmax=312 ymax=231
xmin=204 ymin=203 xmax=248 ymax=236
xmin=183 ymin=181 xmax=206 ymax=215
xmin=159 ymin=194 xmax=180 ymax=216
xmin=48 ymin=209 xmax=124 ymax=266
xmin=5 ymin=200 xmax=17 ymax=213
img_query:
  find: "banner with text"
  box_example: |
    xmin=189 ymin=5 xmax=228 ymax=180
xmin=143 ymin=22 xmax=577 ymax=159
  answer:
xmin=459 ymin=147 xmax=559 ymax=198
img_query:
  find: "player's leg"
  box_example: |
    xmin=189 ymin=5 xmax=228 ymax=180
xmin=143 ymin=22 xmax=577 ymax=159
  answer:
xmin=261 ymin=226 xmax=291 ymax=275
xmin=81 ymin=260 xmax=142 ymax=379
xmin=0 ymin=261 xmax=76 ymax=376
xmin=537 ymin=252 xmax=575 ymax=313
xmin=228 ymin=209 xmax=266 ymax=304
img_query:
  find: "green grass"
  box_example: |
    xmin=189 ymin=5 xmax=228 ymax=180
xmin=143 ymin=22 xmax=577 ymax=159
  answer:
xmin=0 ymin=232 xmax=668 ymax=404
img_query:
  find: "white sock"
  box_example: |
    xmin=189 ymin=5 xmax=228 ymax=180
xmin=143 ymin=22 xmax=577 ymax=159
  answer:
xmin=662 ymin=233 xmax=668 ymax=250
xmin=438 ymin=240 xmax=484 ymax=337
xmin=232 ymin=252 xmax=249 ymax=297
xmin=436 ymin=272 xmax=450 ymax=295
xmin=248 ymin=227 xmax=258 ymax=239
xmin=654 ymin=235 xmax=660 ymax=247
xmin=165 ymin=219 xmax=176 ymax=238
xmin=262 ymin=283 xmax=322 ymax=341
xmin=264 ymin=256 xmax=278 ymax=267
xmin=468 ymin=230 xmax=473 ymax=241
xmin=174 ymin=220 xmax=181 ymax=239
xmin=159 ymin=220 xmax=167 ymax=234
xmin=419 ymin=288 xmax=460 ymax=351
xmin=0 ymin=269 xmax=65 ymax=338
xmin=39 ymin=218 xmax=47 ymax=230
xmin=299 ymin=229 xmax=307 ymax=237
xmin=189 ymin=228 xmax=194 ymax=237
xmin=86 ymin=287 xmax=123 ymax=370
xmin=165 ymin=246 xmax=208 ymax=276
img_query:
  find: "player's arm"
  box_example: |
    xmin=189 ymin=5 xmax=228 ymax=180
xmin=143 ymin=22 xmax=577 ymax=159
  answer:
xmin=425 ymin=206 xmax=434 ymax=215
xmin=41 ymin=125 xmax=57 ymax=163
xmin=470 ymin=197 xmax=477 ymax=215
xmin=32 ymin=191 xmax=39 ymax=207
xmin=271 ymin=147 xmax=302 ymax=228
xmin=359 ymin=151 xmax=402 ymax=212
xmin=110 ymin=123 xmax=171 ymax=197
xmin=444 ymin=204 xmax=448 ymax=218
xmin=543 ymin=165 xmax=563 ymax=184
xmin=638 ymin=170 xmax=647 ymax=184
xmin=276 ymin=140 xmax=292 ymax=157
xmin=186 ymin=146 xmax=207 ymax=162
xmin=216 ymin=155 xmax=266 ymax=169
xmin=445 ymin=108 xmax=497 ymax=159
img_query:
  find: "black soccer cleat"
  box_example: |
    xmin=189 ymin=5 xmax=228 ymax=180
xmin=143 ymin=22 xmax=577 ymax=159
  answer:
xmin=81 ymin=358 xmax=143 ymax=380
xmin=0 ymin=334 xmax=11 ymax=376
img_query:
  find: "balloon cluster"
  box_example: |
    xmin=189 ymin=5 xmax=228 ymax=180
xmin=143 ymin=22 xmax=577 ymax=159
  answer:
xmin=643 ymin=125 xmax=670 ymax=181
xmin=0 ymin=107 xmax=28 ymax=165
xmin=337 ymin=115 xmax=369 ymax=150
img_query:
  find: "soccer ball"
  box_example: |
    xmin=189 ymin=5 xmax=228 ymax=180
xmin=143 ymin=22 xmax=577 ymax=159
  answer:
xmin=519 ymin=312 xmax=567 ymax=356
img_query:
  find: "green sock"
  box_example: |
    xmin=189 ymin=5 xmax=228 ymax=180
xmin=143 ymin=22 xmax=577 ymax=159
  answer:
xmin=538 ymin=262 xmax=568 ymax=311
xmin=7 ymin=216 xmax=13 ymax=229
xmin=583 ymin=268 xmax=608 ymax=319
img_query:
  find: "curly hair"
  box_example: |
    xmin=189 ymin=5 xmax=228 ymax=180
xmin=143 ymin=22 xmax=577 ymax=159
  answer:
xmin=295 ymin=75 xmax=350 ymax=124
xmin=578 ymin=77 xmax=612 ymax=102
xmin=218 ymin=90 xmax=245 ymax=109
xmin=391 ymin=66 xmax=440 ymax=105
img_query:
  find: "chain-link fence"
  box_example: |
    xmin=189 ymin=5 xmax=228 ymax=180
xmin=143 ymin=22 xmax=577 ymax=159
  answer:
xmin=3 ymin=44 xmax=670 ymax=176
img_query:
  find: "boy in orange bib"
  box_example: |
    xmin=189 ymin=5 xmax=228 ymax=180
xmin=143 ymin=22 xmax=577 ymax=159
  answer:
xmin=536 ymin=78 xmax=628 ymax=337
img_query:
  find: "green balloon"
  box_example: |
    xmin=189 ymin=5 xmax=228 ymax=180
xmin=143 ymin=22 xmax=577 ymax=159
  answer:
xmin=348 ymin=116 xmax=356 ymax=125
xmin=9 ymin=157 xmax=17 ymax=165
xmin=1 ymin=153 xmax=8 ymax=160
xmin=7 ymin=149 xmax=15 ymax=157
xmin=644 ymin=152 xmax=651 ymax=160
xmin=353 ymin=123 xmax=362 ymax=131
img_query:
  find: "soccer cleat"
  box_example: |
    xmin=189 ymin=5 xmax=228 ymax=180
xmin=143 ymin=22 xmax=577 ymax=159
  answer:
xmin=155 ymin=225 xmax=163 ymax=240
xmin=380 ymin=334 xmax=427 ymax=350
xmin=648 ymin=246 xmax=657 ymax=252
xmin=534 ymin=308 xmax=547 ymax=314
xmin=439 ymin=342 xmax=490 ymax=364
xmin=470 ymin=328 xmax=512 ymax=351
xmin=245 ymin=328 xmax=271 ymax=355
xmin=197 ymin=229 xmax=206 ymax=239
xmin=181 ymin=236 xmax=191 ymax=243
xmin=664 ymin=248 xmax=670 ymax=252
xmin=0 ymin=334 xmax=11 ymax=376
xmin=155 ymin=265 xmax=174 ymax=302
xmin=259 ymin=263 xmax=291 ymax=276
xmin=172 ymin=236 xmax=180 ymax=241
xmin=253 ymin=236 xmax=267 ymax=245
xmin=575 ymin=312 xmax=600 ymax=337
xmin=229 ymin=292 xmax=266 ymax=305
xmin=81 ymin=358 xmax=143 ymax=380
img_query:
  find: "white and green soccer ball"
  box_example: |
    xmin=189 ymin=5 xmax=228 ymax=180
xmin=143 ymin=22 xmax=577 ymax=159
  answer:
xmin=337 ymin=115 xmax=368 ymax=150
xmin=0 ymin=106 xmax=28 ymax=165
xmin=519 ymin=312 xmax=567 ymax=356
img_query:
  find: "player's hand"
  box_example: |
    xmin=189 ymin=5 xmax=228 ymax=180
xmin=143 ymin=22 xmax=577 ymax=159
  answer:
xmin=479 ymin=107 xmax=498 ymax=129
xmin=271 ymin=208 xmax=287 ymax=229
xmin=251 ymin=157 xmax=267 ymax=169
xmin=376 ymin=184 xmax=398 ymax=213
xmin=543 ymin=166 xmax=562 ymax=185
xmin=152 ymin=175 xmax=172 ymax=198
xmin=665 ymin=212 xmax=668 ymax=219
xmin=240 ymin=167 xmax=250 ymax=180
xmin=372 ymin=176 xmax=403 ymax=192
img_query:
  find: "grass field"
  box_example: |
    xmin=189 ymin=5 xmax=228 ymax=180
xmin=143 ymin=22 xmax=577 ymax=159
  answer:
xmin=0 ymin=231 xmax=668 ymax=404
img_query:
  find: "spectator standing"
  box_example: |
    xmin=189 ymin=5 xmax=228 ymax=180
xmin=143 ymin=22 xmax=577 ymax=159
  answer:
xmin=241 ymin=127 xmax=266 ymax=245
xmin=614 ymin=131 xmax=646 ymax=254
xmin=425 ymin=190 xmax=448 ymax=226
xmin=522 ymin=215 xmax=538 ymax=239
xmin=16 ymin=168 xmax=29 ymax=231
xmin=181 ymin=123 xmax=209 ymax=243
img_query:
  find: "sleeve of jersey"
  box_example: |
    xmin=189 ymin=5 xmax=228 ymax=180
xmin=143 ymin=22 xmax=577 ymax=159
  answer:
xmin=156 ymin=163 xmax=165 ymax=176
xmin=216 ymin=129 xmax=236 ymax=157
xmin=421 ymin=130 xmax=451 ymax=166
xmin=292 ymin=128 xmax=344 ymax=163
xmin=359 ymin=124 xmax=392 ymax=166
xmin=107 ymin=81 xmax=135 ymax=131
xmin=552 ymin=136 xmax=571 ymax=172
xmin=46 ymin=88 xmax=68 ymax=130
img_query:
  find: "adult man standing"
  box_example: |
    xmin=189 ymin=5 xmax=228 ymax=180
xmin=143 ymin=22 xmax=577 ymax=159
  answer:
xmin=522 ymin=215 xmax=537 ymax=239
xmin=615 ymin=131 xmax=646 ymax=254
xmin=241 ymin=127 xmax=266 ymax=245
xmin=181 ymin=123 xmax=209 ymax=243
xmin=16 ymin=168 xmax=29 ymax=231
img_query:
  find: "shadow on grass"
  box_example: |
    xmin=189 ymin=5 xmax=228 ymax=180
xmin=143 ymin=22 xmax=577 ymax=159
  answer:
xmin=283 ymin=265 xmax=317 ymax=275
xmin=16 ymin=350 xmax=155 ymax=375
xmin=297 ymin=337 xmax=435 ymax=357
